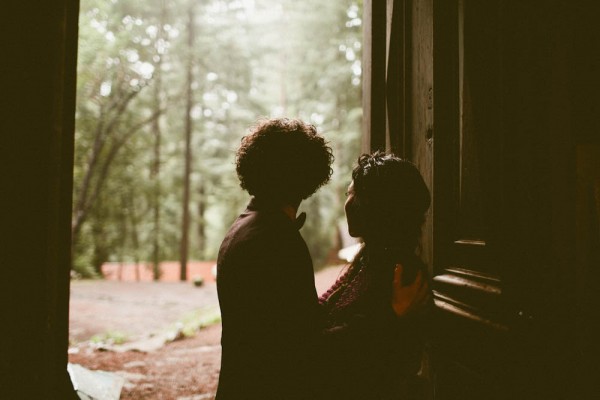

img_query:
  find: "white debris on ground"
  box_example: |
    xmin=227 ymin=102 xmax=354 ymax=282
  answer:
xmin=68 ymin=363 xmax=124 ymax=400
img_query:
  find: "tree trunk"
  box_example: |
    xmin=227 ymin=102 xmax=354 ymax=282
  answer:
xmin=118 ymin=195 xmax=128 ymax=281
xmin=151 ymin=0 xmax=166 ymax=281
xmin=180 ymin=5 xmax=195 ymax=281
xmin=197 ymin=182 xmax=206 ymax=260
xmin=91 ymin=212 xmax=109 ymax=275
xmin=127 ymin=194 xmax=142 ymax=281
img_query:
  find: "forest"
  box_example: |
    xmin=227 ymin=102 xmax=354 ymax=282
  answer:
xmin=73 ymin=0 xmax=364 ymax=278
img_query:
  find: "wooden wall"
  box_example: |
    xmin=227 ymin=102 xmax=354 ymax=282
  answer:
xmin=363 ymin=0 xmax=598 ymax=398
xmin=0 ymin=1 xmax=79 ymax=398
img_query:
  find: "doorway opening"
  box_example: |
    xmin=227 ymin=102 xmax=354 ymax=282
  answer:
xmin=68 ymin=0 xmax=363 ymax=398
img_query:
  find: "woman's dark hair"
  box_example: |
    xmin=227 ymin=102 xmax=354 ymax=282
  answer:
xmin=352 ymin=151 xmax=431 ymax=250
xmin=236 ymin=118 xmax=334 ymax=203
xmin=349 ymin=152 xmax=431 ymax=286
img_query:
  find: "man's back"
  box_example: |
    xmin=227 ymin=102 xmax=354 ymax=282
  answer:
xmin=216 ymin=198 xmax=323 ymax=399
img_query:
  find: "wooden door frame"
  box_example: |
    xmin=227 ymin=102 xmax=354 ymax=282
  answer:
xmin=1 ymin=1 xmax=80 ymax=398
xmin=362 ymin=0 xmax=387 ymax=153
xmin=363 ymin=0 xmax=413 ymax=156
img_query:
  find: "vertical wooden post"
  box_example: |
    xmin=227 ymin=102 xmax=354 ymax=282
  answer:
xmin=362 ymin=0 xmax=387 ymax=153
xmin=386 ymin=0 xmax=411 ymax=157
xmin=1 ymin=1 xmax=79 ymax=398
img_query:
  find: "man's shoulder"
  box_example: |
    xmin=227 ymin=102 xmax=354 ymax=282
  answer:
xmin=229 ymin=209 xmax=295 ymax=240
xmin=219 ymin=210 xmax=293 ymax=258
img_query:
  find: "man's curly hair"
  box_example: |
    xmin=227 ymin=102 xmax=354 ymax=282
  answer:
xmin=236 ymin=118 xmax=334 ymax=203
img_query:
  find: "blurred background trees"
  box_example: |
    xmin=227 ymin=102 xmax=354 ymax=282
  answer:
xmin=73 ymin=0 xmax=363 ymax=278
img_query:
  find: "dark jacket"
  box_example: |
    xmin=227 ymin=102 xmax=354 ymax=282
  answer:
xmin=215 ymin=198 xmax=324 ymax=399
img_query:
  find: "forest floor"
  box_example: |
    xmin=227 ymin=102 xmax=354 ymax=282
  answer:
xmin=68 ymin=265 xmax=345 ymax=400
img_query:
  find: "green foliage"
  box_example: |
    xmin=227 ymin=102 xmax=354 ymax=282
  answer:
xmin=90 ymin=330 xmax=129 ymax=345
xmin=172 ymin=307 xmax=222 ymax=338
xmin=73 ymin=0 xmax=363 ymax=275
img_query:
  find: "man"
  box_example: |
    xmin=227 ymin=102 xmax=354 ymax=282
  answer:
xmin=215 ymin=118 xmax=334 ymax=399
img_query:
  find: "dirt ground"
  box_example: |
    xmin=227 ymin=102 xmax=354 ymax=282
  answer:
xmin=68 ymin=265 xmax=345 ymax=400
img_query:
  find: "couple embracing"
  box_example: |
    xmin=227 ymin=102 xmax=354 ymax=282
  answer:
xmin=215 ymin=118 xmax=432 ymax=400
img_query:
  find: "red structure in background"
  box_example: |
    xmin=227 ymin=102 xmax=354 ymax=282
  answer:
xmin=101 ymin=261 xmax=217 ymax=283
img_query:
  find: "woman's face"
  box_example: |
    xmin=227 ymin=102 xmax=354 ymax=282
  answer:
xmin=344 ymin=181 xmax=363 ymax=237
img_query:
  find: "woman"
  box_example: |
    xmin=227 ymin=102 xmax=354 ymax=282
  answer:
xmin=320 ymin=152 xmax=432 ymax=399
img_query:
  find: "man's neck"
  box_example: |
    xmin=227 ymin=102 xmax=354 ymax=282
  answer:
xmin=250 ymin=196 xmax=300 ymax=220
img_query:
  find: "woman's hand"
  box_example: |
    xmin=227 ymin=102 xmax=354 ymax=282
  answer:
xmin=391 ymin=265 xmax=431 ymax=317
